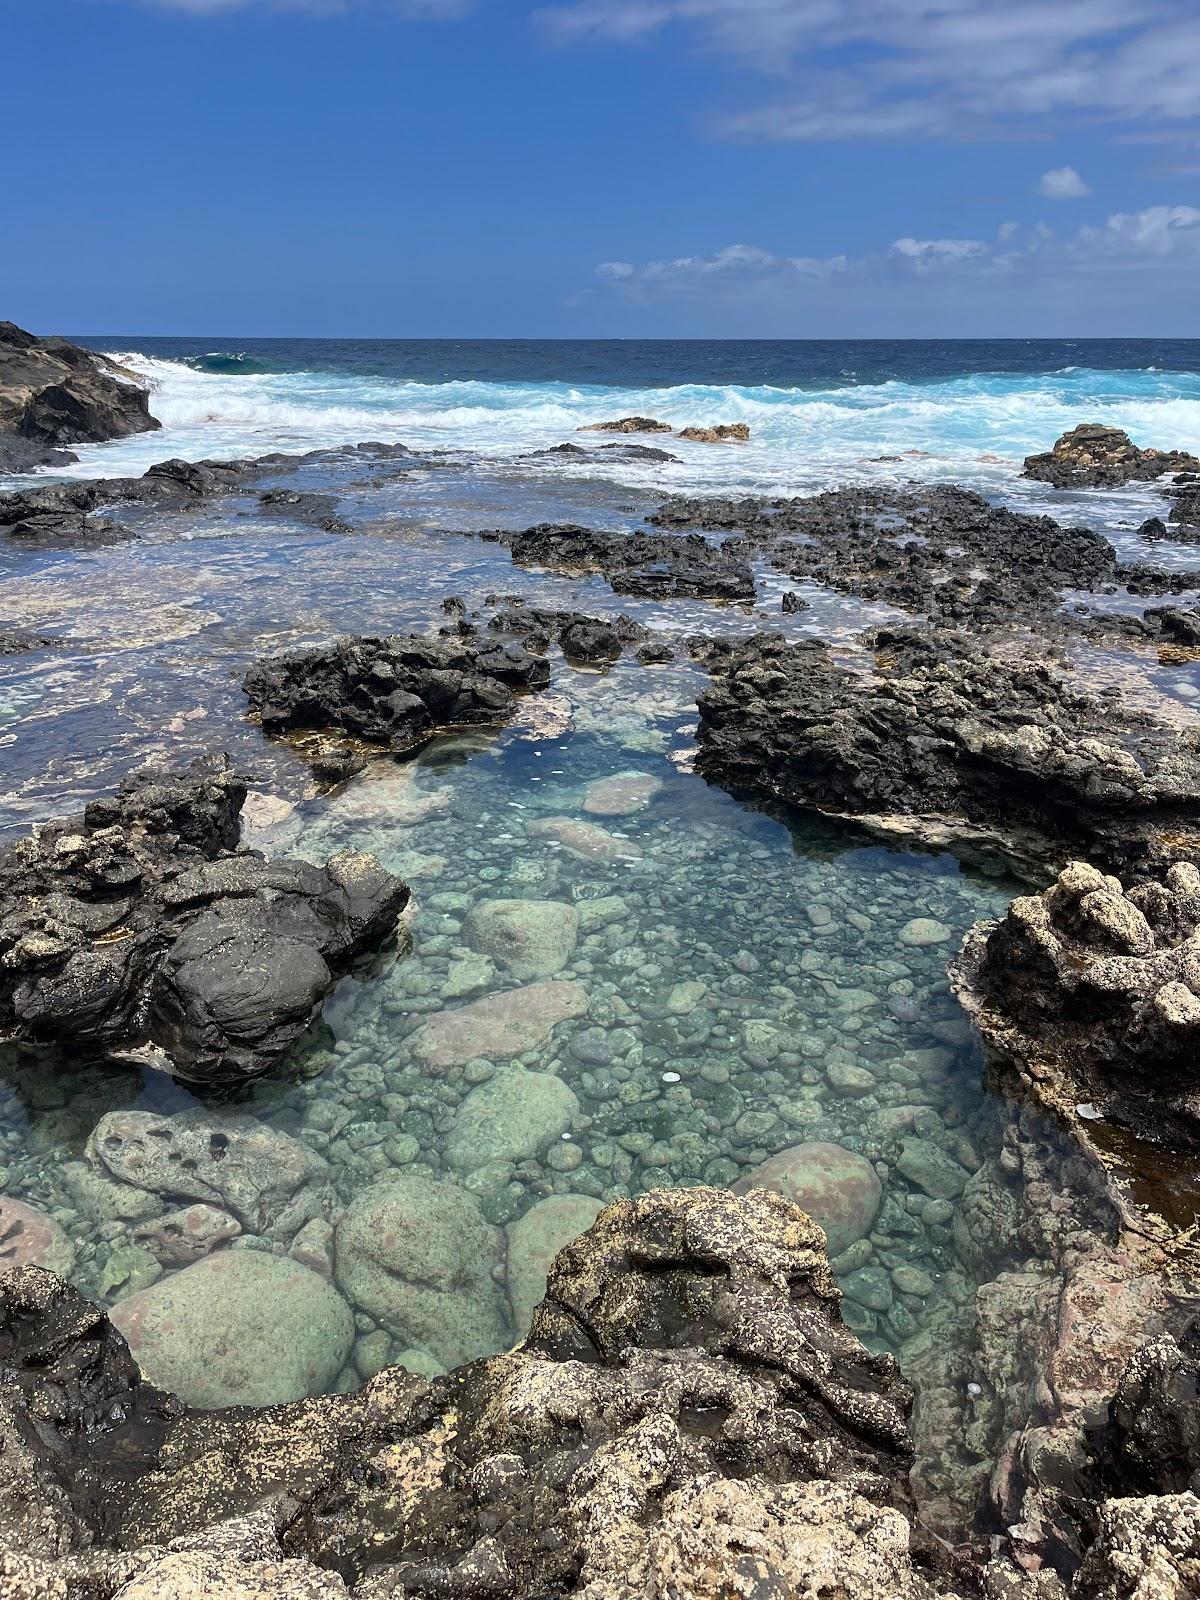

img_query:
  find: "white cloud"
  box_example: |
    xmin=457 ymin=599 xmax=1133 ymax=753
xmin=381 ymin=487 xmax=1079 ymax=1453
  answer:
xmin=1079 ymin=204 xmax=1200 ymax=256
xmin=1037 ymin=165 xmax=1092 ymax=197
xmin=534 ymin=0 xmax=1200 ymax=142
xmin=594 ymin=243 xmax=849 ymax=294
xmin=891 ymin=237 xmax=986 ymax=263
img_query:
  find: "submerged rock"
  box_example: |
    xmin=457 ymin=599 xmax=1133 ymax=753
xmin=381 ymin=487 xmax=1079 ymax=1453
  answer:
xmin=0 ymin=759 xmax=407 ymax=1085
xmin=243 ymin=632 xmax=550 ymax=756
xmin=111 ymin=1252 xmax=353 ymax=1409
xmin=734 ymin=1141 xmax=883 ymax=1255
xmin=333 ymin=1176 xmax=511 ymax=1366
xmin=462 ymin=897 xmax=579 ymax=979
xmin=409 ymin=979 xmax=590 ymax=1069
xmin=696 ymin=628 xmax=1200 ymax=878
xmin=0 ymin=1196 xmax=75 ymax=1276
xmin=0 ymin=320 xmax=159 ymax=447
xmin=581 ymin=769 xmax=664 ymax=816
xmin=444 ymin=1068 xmax=580 ymax=1173
xmin=504 ymin=1193 xmax=604 ymax=1330
xmin=1024 ymin=424 xmax=1200 ymax=490
xmin=525 ymin=815 xmax=644 ymax=861
xmin=952 ymin=859 xmax=1200 ymax=1150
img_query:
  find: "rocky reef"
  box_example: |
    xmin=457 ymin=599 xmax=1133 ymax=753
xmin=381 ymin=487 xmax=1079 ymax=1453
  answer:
xmin=951 ymin=859 xmax=1200 ymax=1151
xmin=694 ymin=626 xmax=1200 ymax=879
xmin=1023 ymin=425 xmax=1200 ymax=490
xmin=0 ymin=757 xmax=407 ymax=1085
xmin=0 ymin=322 xmax=159 ymax=472
xmin=495 ymin=523 xmax=755 ymax=601
xmin=242 ymin=631 xmax=552 ymax=774
xmin=2 ymin=1186 xmax=1199 ymax=1600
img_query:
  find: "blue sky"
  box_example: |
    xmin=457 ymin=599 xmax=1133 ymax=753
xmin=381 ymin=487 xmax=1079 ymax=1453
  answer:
xmin=4 ymin=0 xmax=1199 ymax=335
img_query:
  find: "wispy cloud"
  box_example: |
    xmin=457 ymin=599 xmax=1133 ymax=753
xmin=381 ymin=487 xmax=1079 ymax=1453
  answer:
xmin=591 ymin=205 xmax=1200 ymax=305
xmin=1037 ymin=165 xmax=1092 ymax=197
xmin=534 ymin=0 xmax=1200 ymax=143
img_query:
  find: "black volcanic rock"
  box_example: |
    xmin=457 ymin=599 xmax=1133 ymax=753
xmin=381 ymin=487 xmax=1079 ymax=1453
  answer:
xmin=0 ymin=757 xmax=407 ymax=1085
xmin=0 ymin=322 xmax=160 ymax=448
xmin=694 ymin=626 xmax=1200 ymax=878
xmin=243 ymin=631 xmax=552 ymax=754
xmin=501 ymin=523 xmax=755 ymax=602
xmin=1024 ymin=424 xmax=1200 ymax=490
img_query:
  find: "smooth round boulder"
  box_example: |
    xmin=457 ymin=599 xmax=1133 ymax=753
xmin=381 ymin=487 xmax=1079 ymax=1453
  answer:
xmin=334 ymin=1176 xmax=511 ymax=1367
xmin=110 ymin=1251 xmax=353 ymax=1409
xmin=506 ymin=1194 xmax=604 ymax=1333
xmin=445 ymin=1069 xmax=580 ymax=1174
xmin=733 ymin=1142 xmax=882 ymax=1256
xmin=462 ymin=898 xmax=579 ymax=980
xmin=0 ymin=1195 xmax=76 ymax=1276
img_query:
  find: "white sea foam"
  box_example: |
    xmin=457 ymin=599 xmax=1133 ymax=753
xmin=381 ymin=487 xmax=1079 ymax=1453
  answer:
xmin=42 ymin=352 xmax=1200 ymax=511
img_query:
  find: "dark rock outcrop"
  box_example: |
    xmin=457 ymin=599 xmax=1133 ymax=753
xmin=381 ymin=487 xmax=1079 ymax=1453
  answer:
xmin=498 ymin=523 xmax=755 ymax=602
xmin=484 ymin=601 xmax=650 ymax=663
xmin=694 ymin=628 xmax=1200 ymax=878
xmin=577 ymin=416 xmax=673 ymax=434
xmin=951 ymin=859 xmax=1200 ymax=1150
xmin=0 ymin=1189 xmax=956 ymax=1600
xmin=653 ymin=484 xmax=1118 ymax=626
xmin=244 ymin=631 xmax=550 ymax=766
xmin=678 ymin=422 xmax=750 ymax=443
xmin=0 ymin=757 xmax=407 ymax=1085
xmin=1023 ymin=425 xmax=1200 ymax=490
xmin=0 ymin=322 xmax=160 ymax=449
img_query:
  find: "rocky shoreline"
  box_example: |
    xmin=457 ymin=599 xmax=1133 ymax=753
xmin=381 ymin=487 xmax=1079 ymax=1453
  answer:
xmin=2 ymin=418 xmax=1200 ymax=1597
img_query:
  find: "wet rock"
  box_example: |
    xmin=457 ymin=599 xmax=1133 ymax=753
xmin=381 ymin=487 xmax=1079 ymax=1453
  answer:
xmin=410 ymin=980 xmax=590 ymax=1069
xmin=87 ymin=1110 xmax=329 ymax=1239
xmin=1072 ymin=1492 xmax=1200 ymax=1599
xmin=526 ymin=816 xmax=643 ymax=862
xmin=445 ymin=1068 xmax=580 ymax=1173
xmin=733 ymin=1141 xmax=883 ymax=1255
xmin=952 ymin=860 xmax=1200 ymax=1149
xmin=133 ymin=1205 xmax=243 ymax=1266
xmin=899 ymin=917 xmax=953 ymax=947
xmin=1024 ymin=425 xmax=1200 ymax=490
xmin=111 ymin=1252 xmax=353 ymax=1409
xmin=243 ymin=632 xmax=550 ymax=756
xmin=577 ymin=416 xmax=673 ymax=434
xmin=0 ymin=321 xmax=159 ymax=447
xmin=696 ymin=628 xmax=1200 ymax=879
xmin=505 ymin=1193 xmax=605 ymax=1331
xmin=581 ymin=770 xmax=664 ymax=816
xmin=896 ymin=1137 xmax=972 ymax=1200
xmin=0 ymin=1195 xmax=75 ymax=1275
xmin=333 ymin=1176 xmax=511 ymax=1366
xmin=1095 ymin=1326 xmax=1200 ymax=1497
xmin=677 ymin=423 xmax=751 ymax=444
xmin=462 ymin=898 xmax=579 ymax=979
xmin=0 ymin=757 xmax=407 ymax=1085
xmin=500 ymin=524 xmax=755 ymax=603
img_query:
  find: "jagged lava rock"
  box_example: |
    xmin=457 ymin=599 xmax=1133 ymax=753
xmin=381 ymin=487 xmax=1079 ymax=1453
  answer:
xmin=333 ymin=1176 xmax=511 ymax=1366
xmin=0 ymin=320 xmax=159 ymax=447
xmin=1024 ymin=424 xmax=1200 ymax=489
xmin=410 ymin=980 xmax=590 ymax=1068
xmin=577 ymin=416 xmax=673 ymax=434
xmin=110 ymin=1252 xmax=353 ymax=1409
xmin=0 ymin=757 xmax=407 ymax=1084
xmin=677 ymin=422 xmax=751 ymax=443
xmin=243 ymin=632 xmax=550 ymax=754
xmin=733 ymin=1141 xmax=883 ymax=1255
xmin=500 ymin=523 xmax=755 ymax=603
xmin=696 ymin=627 xmax=1200 ymax=878
xmin=952 ymin=859 xmax=1200 ymax=1149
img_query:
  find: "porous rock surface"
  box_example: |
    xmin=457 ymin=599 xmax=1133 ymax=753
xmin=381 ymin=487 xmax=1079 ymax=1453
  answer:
xmin=695 ymin=628 xmax=1200 ymax=878
xmin=243 ymin=631 xmax=551 ymax=759
xmin=1023 ymin=425 xmax=1200 ymax=490
xmin=952 ymin=859 xmax=1200 ymax=1148
xmin=0 ymin=756 xmax=407 ymax=1084
xmin=496 ymin=522 xmax=755 ymax=602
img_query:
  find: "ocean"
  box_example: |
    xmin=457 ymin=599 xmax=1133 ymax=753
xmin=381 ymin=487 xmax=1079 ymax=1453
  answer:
xmin=66 ymin=336 xmax=1200 ymax=516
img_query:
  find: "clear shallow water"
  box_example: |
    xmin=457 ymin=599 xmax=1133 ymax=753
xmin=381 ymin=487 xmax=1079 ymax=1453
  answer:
xmin=0 ymin=337 xmax=1190 ymax=1526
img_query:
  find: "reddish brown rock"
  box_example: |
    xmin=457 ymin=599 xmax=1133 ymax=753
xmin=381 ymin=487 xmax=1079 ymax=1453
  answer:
xmin=734 ymin=1141 xmax=882 ymax=1255
xmin=410 ymin=980 xmax=590 ymax=1069
xmin=0 ymin=1196 xmax=75 ymax=1275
